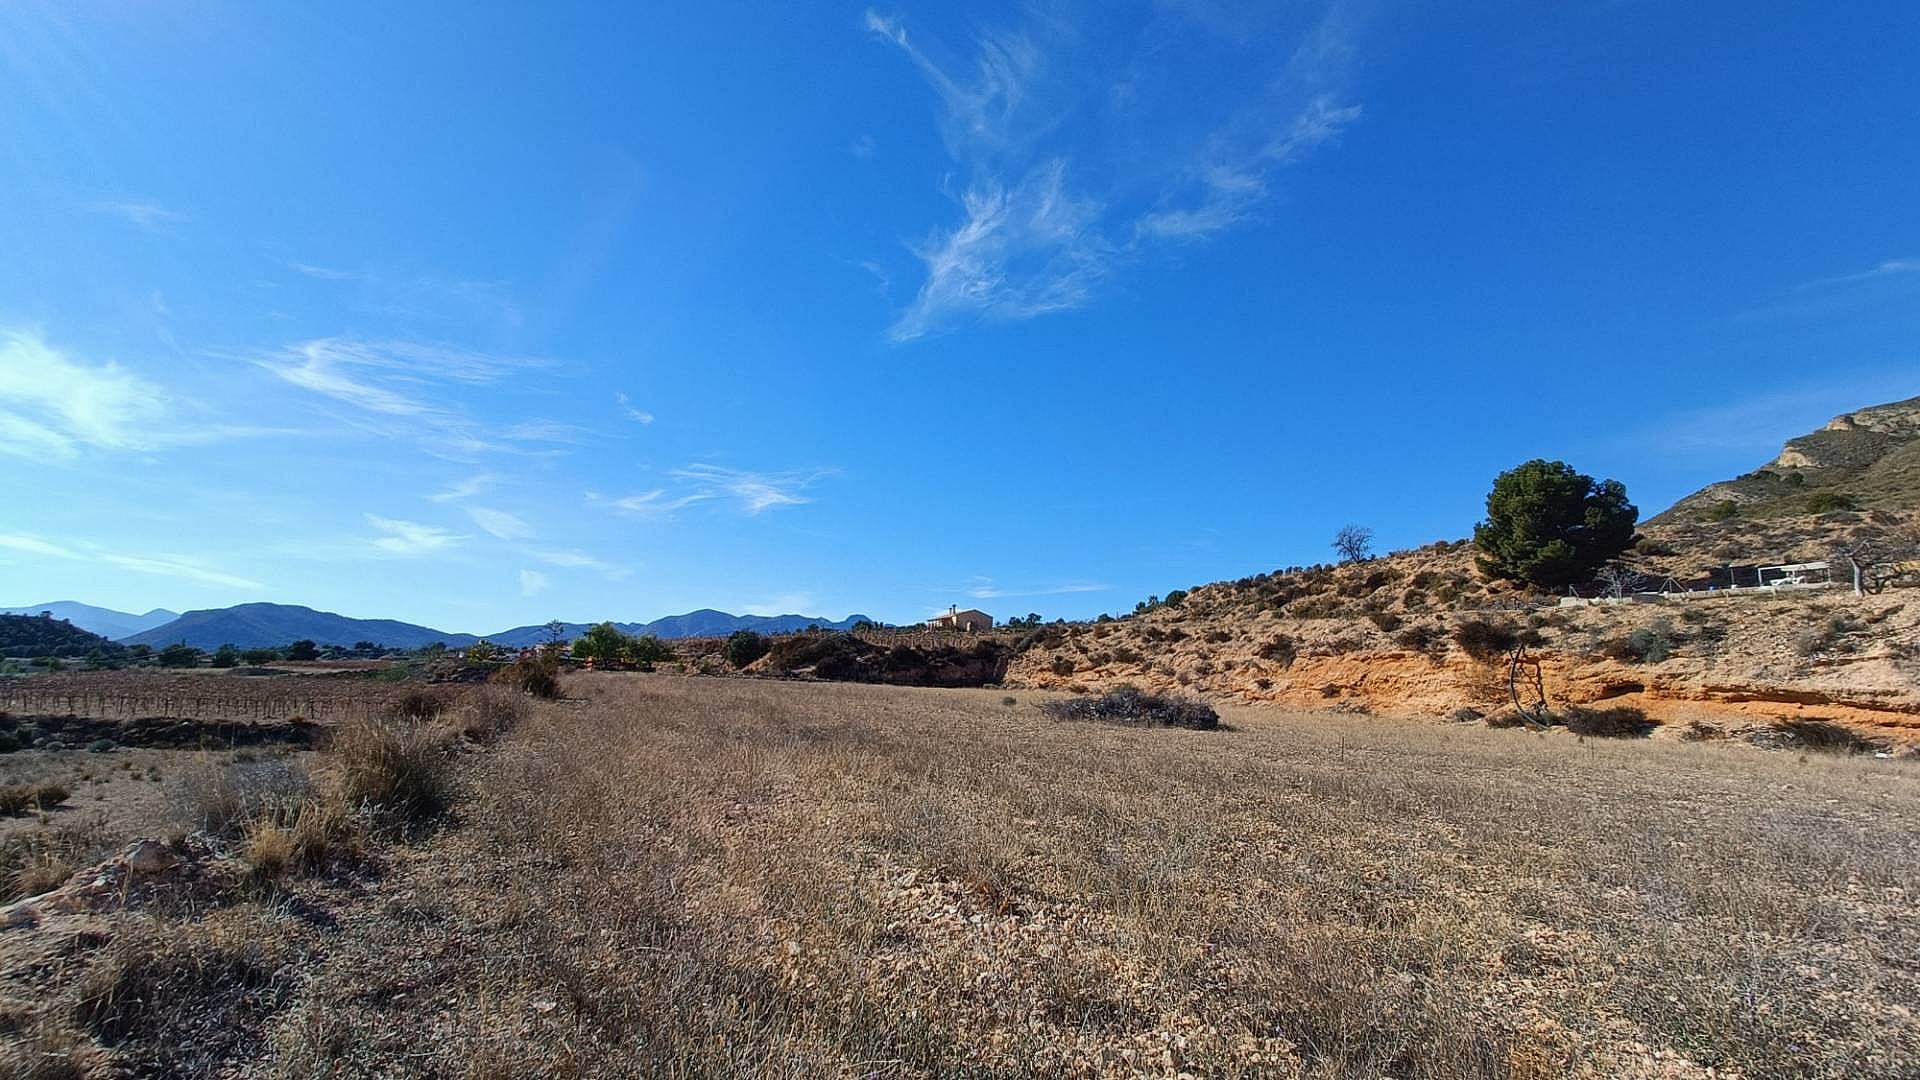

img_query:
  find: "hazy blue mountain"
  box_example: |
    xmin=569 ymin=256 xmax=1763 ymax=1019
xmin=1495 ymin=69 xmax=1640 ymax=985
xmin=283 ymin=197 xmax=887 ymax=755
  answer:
xmin=0 ymin=601 xmax=178 ymax=640
xmin=486 ymin=609 xmax=872 ymax=647
xmin=123 ymin=603 xmax=479 ymax=651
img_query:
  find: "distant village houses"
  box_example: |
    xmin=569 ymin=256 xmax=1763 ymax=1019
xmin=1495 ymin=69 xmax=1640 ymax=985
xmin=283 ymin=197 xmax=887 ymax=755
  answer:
xmin=927 ymin=606 xmax=992 ymax=632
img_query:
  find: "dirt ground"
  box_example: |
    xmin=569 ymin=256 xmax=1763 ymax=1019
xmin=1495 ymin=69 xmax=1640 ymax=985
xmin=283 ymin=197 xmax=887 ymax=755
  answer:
xmin=4 ymin=673 xmax=1914 ymax=1079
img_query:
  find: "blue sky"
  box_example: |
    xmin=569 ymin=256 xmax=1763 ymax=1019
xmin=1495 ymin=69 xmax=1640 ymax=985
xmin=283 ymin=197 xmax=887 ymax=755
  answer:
xmin=2 ymin=2 xmax=1917 ymax=633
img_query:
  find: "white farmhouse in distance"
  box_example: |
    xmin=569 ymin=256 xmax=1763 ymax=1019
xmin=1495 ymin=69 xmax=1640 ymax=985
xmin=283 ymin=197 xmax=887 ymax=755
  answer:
xmin=927 ymin=606 xmax=992 ymax=632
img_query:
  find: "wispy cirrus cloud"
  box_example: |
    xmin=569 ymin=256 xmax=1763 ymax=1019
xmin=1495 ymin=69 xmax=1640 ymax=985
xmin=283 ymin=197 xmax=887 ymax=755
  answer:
xmin=256 ymin=338 xmax=567 ymax=457
xmin=527 ymin=548 xmax=626 ymax=575
xmin=1795 ymin=257 xmax=1920 ymax=291
xmin=365 ymin=514 xmax=465 ymax=555
xmin=0 ymin=531 xmax=264 ymax=590
xmin=427 ymin=474 xmax=497 ymax=502
xmin=590 ymin=464 xmax=833 ymax=518
xmin=94 ymin=198 xmax=182 ymax=230
xmin=616 ymin=392 xmax=654 ymax=424
xmin=0 ymin=330 xmax=277 ymax=459
xmin=943 ymin=576 xmax=1110 ymax=600
xmin=867 ymin=3 xmax=1363 ymax=341
xmin=519 ymin=569 xmax=551 ymax=597
xmin=0 ymin=330 xmax=170 ymax=459
xmin=466 ymin=506 xmax=533 ymax=541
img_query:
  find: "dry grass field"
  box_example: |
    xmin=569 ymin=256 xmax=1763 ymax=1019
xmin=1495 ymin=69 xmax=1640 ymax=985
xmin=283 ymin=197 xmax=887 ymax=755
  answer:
xmin=3 ymin=672 xmax=1918 ymax=1078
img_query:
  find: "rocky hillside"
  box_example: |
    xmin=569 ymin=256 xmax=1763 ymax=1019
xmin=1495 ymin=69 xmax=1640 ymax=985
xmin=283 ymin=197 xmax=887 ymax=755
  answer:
xmin=1004 ymin=514 xmax=1920 ymax=747
xmin=1655 ymin=394 xmax=1920 ymax=523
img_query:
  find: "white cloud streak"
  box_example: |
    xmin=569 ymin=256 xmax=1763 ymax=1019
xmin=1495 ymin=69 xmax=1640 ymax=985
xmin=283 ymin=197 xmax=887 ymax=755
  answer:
xmin=466 ymin=507 xmax=533 ymax=541
xmin=868 ymin=4 xmax=1363 ymax=340
xmin=0 ymin=330 xmax=171 ymax=459
xmin=366 ymin=514 xmax=465 ymax=555
xmin=519 ymin=569 xmax=551 ymax=596
xmin=0 ymin=532 xmax=264 ymax=590
xmin=591 ymin=465 xmax=832 ymax=518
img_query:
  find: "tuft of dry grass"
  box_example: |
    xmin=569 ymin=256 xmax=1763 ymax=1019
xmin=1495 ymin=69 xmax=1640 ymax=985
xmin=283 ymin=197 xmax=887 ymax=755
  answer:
xmin=0 ymin=782 xmax=70 ymax=816
xmin=328 ymin=717 xmax=457 ymax=823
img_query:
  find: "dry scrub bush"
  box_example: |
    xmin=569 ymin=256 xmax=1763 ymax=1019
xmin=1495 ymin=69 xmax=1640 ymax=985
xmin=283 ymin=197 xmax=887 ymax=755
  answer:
xmin=1 ymin=819 xmax=107 ymax=902
xmin=450 ymin=686 xmax=529 ymax=745
xmin=491 ymin=653 xmax=563 ymax=699
xmin=329 ymin=717 xmax=457 ymax=823
xmin=1561 ymin=704 xmax=1658 ymax=738
xmin=240 ymin=797 xmax=367 ymax=882
xmin=1042 ymin=684 xmax=1221 ymax=730
xmin=1452 ymin=618 xmax=1519 ymax=661
xmin=164 ymin=756 xmax=311 ymax=837
xmin=0 ymin=781 xmax=70 ymax=815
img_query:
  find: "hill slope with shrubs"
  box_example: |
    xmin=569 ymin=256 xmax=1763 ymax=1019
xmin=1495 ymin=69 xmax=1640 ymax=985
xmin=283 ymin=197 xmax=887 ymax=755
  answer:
xmin=1005 ymin=514 xmax=1920 ymax=748
xmin=1655 ymin=394 xmax=1920 ymax=523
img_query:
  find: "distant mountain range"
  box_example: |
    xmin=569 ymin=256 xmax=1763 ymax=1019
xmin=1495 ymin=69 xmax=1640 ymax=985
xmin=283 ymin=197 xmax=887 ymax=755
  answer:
xmin=0 ymin=601 xmax=178 ymax=640
xmin=102 ymin=602 xmax=872 ymax=651
xmin=485 ymin=610 xmax=872 ymax=648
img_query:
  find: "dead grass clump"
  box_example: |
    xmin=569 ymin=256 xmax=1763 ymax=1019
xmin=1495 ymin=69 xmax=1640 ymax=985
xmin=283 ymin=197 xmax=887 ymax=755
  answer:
xmin=240 ymin=798 xmax=367 ymax=882
xmin=72 ymin=918 xmax=295 ymax=1073
xmin=329 ymin=718 xmax=457 ymax=822
xmin=1 ymin=819 xmax=108 ymax=902
xmin=0 ymin=782 xmax=70 ymax=815
xmin=1043 ymin=685 xmax=1220 ymax=730
xmin=388 ymin=688 xmax=450 ymax=722
xmin=490 ymin=653 xmax=563 ymax=699
xmin=1761 ymin=718 xmax=1887 ymax=754
xmin=164 ymin=757 xmax=311 ymax=837
xmin=1561 ymin=705 xmax=1658 ymax=738
xmin=450 ymin=686 xmax=529 ymax=745
xmin=0 ymin=1022 xmax=108 ymax=1080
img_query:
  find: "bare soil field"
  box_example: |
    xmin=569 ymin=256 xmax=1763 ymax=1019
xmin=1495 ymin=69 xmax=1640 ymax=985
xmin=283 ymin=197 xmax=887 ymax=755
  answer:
xmin=4 ymin=673 xmax=1915 ymax=1078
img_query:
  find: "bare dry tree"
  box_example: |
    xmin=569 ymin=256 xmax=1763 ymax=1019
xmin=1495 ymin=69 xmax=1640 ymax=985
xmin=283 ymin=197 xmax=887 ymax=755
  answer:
xmin=1593 ymin=563 xmax=1648 ymax=599
xmin=1332 ymin=524 xmax=1374 ymax=565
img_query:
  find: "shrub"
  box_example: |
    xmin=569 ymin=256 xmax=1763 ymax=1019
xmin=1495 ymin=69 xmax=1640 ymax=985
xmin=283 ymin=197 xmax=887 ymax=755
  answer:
xmin=1394 ymin=624 xmax=1445 ymax=656
xmin=724 ymin=630 xmax=770 ymax=668
xmin=1806 ymin=491 xmax=1857 ymax=514
xmin=389 ymin=689 xmax=450 ymax=722
xmin=491 ymin=653 xmax=562 ymax=699
xmin=210 ymin=644 xmax=241 ymax=668
xmin=1042 ymin=686 xmax=1220 ymax=731
xmin=1367 ymin=610 xmax=1404 ymax=632
xmin=1474 ymin=459 xmax=1638 ymax=587
xmin=285 ymin=639 xmax=320 ymax=661
xmin=1600 ymin=621 xmax=1675 ymax=664
xmin=1256 ymin=635 xmax=1298 ymax=667
xmin=1561 ymin=705 xmax=1657 ymax=738
xmin=240 ymin=798 xmax=366 ymax=881
xmin=1763 ymin=718 xmax=1885 ymax=754
xmin=453 ymin=687 xmax=530 ymax=744
xmin=165 ymin=758 xmax=312 ymax=836
xmin=330 ymin=719 xmax=457 ymax=823
xmin=1707 ymin=500 xmax=1739 ymax=521
xmin=0 ymin=783 xmax=69 ymax=816
xmin=1048 ymin=656 xmax=1075 ymax=677
xmin=1453 ymin=619 xmax=1519 ymax=661
xmin=156 ymin=642 xmax=202 ymax=668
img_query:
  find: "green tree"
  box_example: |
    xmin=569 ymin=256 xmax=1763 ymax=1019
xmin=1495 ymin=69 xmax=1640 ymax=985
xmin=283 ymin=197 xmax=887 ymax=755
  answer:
xmin=285 ymin=639 xmax=320 ymax=661
xmin=724 ymin=629 xmax=770 ymax=668
xmin=570 ymin=623 xmax=634 ymax=665
xmin=465 ymin=640 xmax=500 ymax=663
xmin=630 ymin=634 xmax=674 ymax=665
xmin=240 ymin=647 xmax=279 ymax=665
xmin=1473 ymin=459 xmax=1638 ymax=588
xmin=157 ymin=642 xmax=203 ymax=667
xmin=210 ymin=644 xmax=241 ymax=668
